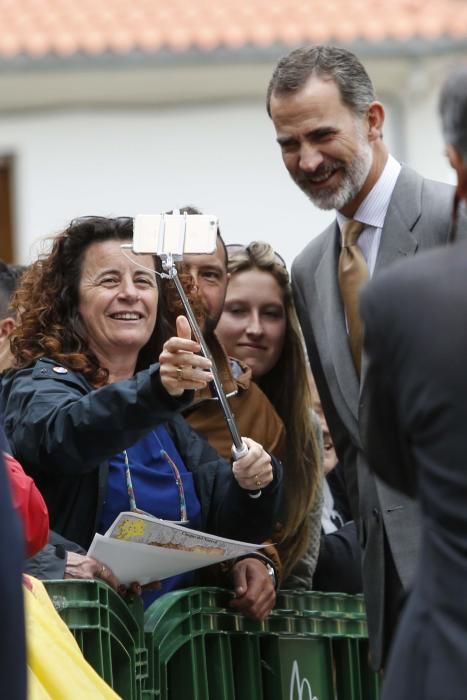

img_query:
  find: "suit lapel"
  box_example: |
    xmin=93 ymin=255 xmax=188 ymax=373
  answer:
xmin=361 ymin=165 xmax=421 ymax=384
xmin=373 ymin=165 xmax=421 ymax=274
xmin=314 ymin=222 xmax=360 ymax=425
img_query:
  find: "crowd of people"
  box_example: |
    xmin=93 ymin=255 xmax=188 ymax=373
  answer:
xmin=1 ymin=44 xmax=466 ymax=699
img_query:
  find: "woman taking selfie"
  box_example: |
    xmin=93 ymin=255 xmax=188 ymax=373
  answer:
xmin=1 ymin=218 xmax=282 ymax=616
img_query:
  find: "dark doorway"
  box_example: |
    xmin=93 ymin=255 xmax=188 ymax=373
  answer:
xmin=0 ymin=156 xmax=15 ymax=263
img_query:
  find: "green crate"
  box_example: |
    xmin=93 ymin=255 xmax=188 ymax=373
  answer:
xmin=261 ymin=633 xmax=335 ymax=700
xmin=276 ymin=590 xmax=366 ymax=615
xmin=143 ymin=587 xmax=380 ymax=700
xmin=44 ymin=579 xmax=147 ymax=700
xmin=143 ymin=587 xmax=229 ymax=699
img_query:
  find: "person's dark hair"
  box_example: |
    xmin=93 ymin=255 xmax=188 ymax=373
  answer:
xmin=0 ymin=262 xmax=25 ymax=320
xmin=177 ymin=205 xmax=228 ymax=268
xmin=266 ymin=45 xmax=376 ymax=118
xmin=10 ymin=217 xmax=170 ymax=385
xmin=161 ymin=206 xmax=224 ymax=331
xmin=439 ymin=64 xmax=467 ymax=161
xmin=226 ymin=242 xmax=321 ymax=579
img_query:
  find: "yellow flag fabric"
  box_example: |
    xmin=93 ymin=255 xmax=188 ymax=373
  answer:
xmin=24 ymin=575 xmax=121 ymax=700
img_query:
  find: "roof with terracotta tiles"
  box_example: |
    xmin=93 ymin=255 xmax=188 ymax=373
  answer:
xmin=0 ymin=0 xmax=466 ymax=60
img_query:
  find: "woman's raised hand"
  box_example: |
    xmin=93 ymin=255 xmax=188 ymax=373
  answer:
xmin=159 ymin=315 xmax=213 ymax=397
xmin=232 ymin=437 xmax=274 ymax=491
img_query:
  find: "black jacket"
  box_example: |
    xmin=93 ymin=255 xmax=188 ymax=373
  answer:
xmin=1 ymin=358 xmax=282 ymax=550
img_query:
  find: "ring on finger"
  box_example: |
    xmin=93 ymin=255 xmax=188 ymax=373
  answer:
xmin=100 ymin=565 xmax=106 ymax=577
xmin=176 ymin=367 xmax=184 ymax=382
xmin=254 ymin=474 xmax=262 ymax=488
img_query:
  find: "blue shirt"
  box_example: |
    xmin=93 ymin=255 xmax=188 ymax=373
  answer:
xmin=99 ymin=423 xmax=202 ymax=606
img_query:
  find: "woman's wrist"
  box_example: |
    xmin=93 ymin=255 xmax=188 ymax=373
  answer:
xmin=233 ymin=552 xmax=279 ymax=590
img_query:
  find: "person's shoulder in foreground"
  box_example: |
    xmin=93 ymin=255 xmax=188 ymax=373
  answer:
xmin=360 ymin=236 xmax=467 ymax=499
xmin=361 ymin=235 xmax=467 ymax=312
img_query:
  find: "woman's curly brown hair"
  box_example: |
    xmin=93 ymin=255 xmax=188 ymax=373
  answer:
xmin=10 ymin=216 xmax=198 ymax=386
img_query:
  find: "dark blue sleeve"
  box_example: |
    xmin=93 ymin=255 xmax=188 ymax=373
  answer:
xmin=3 ymin=362 xmax=193 ymax=476
xmin=313 ymin=521 xmax=363 ymax=594
xmin=0 ymin=448 xmax=27 ymax=699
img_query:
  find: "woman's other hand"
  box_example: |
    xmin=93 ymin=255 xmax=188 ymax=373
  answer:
xmin=159 ymin=316 xmax=213 ymax=397
xmin=64 ymin=553 xmax=161 ymax=597
xmin=64 ymin=552 xmax=120 ymax=591
xmin=232 ymin=437 xmax=273 ymax=491
xmin=229 ymin=558 xmax=276 ymax=621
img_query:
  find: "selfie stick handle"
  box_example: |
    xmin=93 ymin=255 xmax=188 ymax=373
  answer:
xmin=166 ymin=262 xmax=247 ymax=458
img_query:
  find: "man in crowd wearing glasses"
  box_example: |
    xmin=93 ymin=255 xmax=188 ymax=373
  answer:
xmin=360 ymin=65 xmax=467 ymax=700
xmin=266 ymin=44 xmax=460 ymax=670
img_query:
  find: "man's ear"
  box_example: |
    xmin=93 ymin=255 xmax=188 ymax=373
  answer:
xmin=0 ymin=317 xmax=15 ymax=340
xmin=447 ymin=144 xmax=467 ymax=201
xmin=367 ymin=101 xmax=385 ymax=141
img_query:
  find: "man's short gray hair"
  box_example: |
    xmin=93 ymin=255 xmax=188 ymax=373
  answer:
xmin=266 ymin=45 xmax=376 ymax=117
xmin=439 ymin=65 xmax=467 ymax=161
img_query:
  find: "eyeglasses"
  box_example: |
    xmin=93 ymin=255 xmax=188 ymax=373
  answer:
xmin=123 ymin=430 xmax=189 ymax=524
xmin=226 ymin=243 xmax=287 ymax=269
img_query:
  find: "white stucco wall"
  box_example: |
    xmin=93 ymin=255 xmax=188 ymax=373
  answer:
xmin=0 ymin=102 xmax=336 ymax=268
xmin=0 ymin=51 xmax=461 ymax=268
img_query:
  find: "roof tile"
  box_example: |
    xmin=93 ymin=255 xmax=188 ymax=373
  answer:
xmin=0 ymin=0 xmax=465 ymax=59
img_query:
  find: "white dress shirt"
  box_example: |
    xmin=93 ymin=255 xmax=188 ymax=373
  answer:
xmin=336 ymin=154 xmax=401 ymax=277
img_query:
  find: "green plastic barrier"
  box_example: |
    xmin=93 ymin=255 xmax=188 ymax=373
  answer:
xmin=44 ymin=579 xmax=147 ymax=700
xmin=44 ymin=582 xmax=380 ymax=699
xmin=276 ymin=590 xmax=367 ymax=615
xmin=143 ymin=587 xmax=381 ymax=700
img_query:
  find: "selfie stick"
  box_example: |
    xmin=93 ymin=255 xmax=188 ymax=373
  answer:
xmin=160 ymin=253 xmax=248 ymax=461
xmin=130 ymin=212 xmax=247 ymax=461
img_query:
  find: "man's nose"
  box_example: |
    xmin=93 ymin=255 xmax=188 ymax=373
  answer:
xmin=298 ymin=142 xmax=324 ymax=172
xmin=187 ymin=266 xmax=199 ymax=291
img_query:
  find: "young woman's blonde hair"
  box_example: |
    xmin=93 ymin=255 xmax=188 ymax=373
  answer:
xmin=226 ymin=242 xmax=321 ymax=580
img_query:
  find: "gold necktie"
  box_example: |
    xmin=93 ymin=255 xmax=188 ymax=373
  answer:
xmin=338 ymin=220 xmax=368 ymax=376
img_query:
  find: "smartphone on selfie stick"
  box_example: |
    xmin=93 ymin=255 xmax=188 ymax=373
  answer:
xmin=130 ymin=212 xmax=249 ymax=463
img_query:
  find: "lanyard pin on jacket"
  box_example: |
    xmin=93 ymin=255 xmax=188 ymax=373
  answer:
xmin=127 ymin=212 xmax=250 ymax=466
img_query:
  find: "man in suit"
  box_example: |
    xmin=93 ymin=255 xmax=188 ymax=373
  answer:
xmin=267 ymin=45 xmax=456 ymax=669
xmin=359 ymin=66 xmax=467 ymax=699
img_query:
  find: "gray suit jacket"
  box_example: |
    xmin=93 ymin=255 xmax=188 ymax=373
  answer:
xmin=291 ymin=164 xmax=456 ymax=670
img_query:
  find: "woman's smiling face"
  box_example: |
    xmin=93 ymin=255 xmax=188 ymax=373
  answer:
xmin=78 ymin=239 xmax=158 ymax=366
xmin=216 ymin=268 xmax=286 ymax=379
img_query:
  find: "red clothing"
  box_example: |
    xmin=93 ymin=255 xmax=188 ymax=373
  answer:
xmin=3 ymin=452 xmax=49 ymax=557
